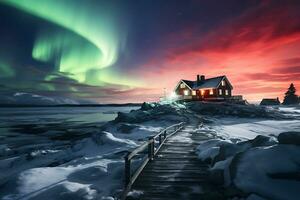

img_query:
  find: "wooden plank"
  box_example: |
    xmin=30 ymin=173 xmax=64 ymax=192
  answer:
xmin=148 ymin=160 xmax=201 ymax=165
xmin=125 ymin=126 xmax=225 ymax=200
xmin=142 ymin=169 xmax=208 ymax=173
xmin=136 ymin=177 xmax=207 ymax=183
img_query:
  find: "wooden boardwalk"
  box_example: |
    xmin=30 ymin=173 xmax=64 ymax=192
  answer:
xmin=126 ymin=125 xmax=225 ymax=200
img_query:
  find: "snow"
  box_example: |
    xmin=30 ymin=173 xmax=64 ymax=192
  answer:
xmin=0 ymin=106 xmax=141 ymax=199
xmin=7 ymin=92 xmax=89 ymax=105
xmin=1 ymin=102 xmax=300 ymax=199
xmin=0 ymin=102 xmax=190 ymax=199
xmin=196 ymin=139 xmax=232 ymax=161
xmin=126 ymin=190 xmax=144 ymax=198
xmin=195 ymin=106 xmax=300 ymax=199
xmin=212 ymin=118 xmax=300 ymax=140
xmin=234 ymin=145 xmax=300 ymax=200
xmin=209 ymin=105 xmax=300 ymax=140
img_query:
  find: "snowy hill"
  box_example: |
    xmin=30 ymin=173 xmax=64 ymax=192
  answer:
xmin=0 ymin=92 xmax=92 ymax=105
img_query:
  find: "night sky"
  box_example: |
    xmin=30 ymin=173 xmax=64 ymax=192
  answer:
xmin=0 ymin=0 xmax=299 ymax=103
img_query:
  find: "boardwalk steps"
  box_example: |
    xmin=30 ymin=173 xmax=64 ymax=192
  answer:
xmin=122 ymin=124 xmax=225 ymax=200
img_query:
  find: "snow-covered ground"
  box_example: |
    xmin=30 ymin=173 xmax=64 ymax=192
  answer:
xmin=0 ymin=103 xmax=189 ymax=200
xmin=212 ymin=117 xmax=300 ymax=140
xmin=196 ymin=105 xmax=300 ymax=200
xmin=1 ymin=103 xmax=299 ymax=200
xmin=0 ymin=106 xmax=144 ymax=200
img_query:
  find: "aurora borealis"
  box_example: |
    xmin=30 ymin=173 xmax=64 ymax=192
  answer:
xmin=3 ymin=0 xmax=129 ymax=86
xmin=0 ymin=0 xmax=300 ymax=103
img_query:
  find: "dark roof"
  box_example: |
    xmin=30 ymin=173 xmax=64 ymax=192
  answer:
xmin=260 ymin=98 xmax=280 ymax=105
xmin=181 ymin=76 xmax=232 ymax=90
xmin=181 ymin=80 xmax=196 ymax=89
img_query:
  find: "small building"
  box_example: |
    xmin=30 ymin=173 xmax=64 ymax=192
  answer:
xmin=260 ymin=98 xmax=280 ymax=106
xmin=174 ymin=75 xmax=233 ymax=101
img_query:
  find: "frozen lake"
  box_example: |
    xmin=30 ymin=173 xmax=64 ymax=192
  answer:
xmin=0 ymin=106 xmax=139 ymax=157
xmin=0 ymin=106 xmax=139 ymax=125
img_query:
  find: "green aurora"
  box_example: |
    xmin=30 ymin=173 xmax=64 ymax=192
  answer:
xmin=3 ymin=0 xmax=139 ymax=87
xmin=0 ymin=61 xmax=15 ymax=78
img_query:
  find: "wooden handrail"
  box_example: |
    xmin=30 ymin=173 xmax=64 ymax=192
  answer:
xmin=121 ymin=122 xmax=185 ymax=200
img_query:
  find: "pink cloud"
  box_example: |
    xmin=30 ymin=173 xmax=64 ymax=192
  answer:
xmin=134 ymin=0 xmax=300 ymax=102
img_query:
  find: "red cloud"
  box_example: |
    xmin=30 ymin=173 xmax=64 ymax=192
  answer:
xmin=136 ymin=0 xmax=300 ymax=102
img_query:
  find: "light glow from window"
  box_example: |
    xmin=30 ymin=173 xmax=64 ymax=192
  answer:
xmin=180 ymin=83 xmax=185 ymax=88
xmin=209 ymin=89 xmax=213 ymax=95
xmin=221 ymin=80 xmax=225 ymax=86
xmin=192 ymin=90 xmax=196 ymax=96
xmin=225 ymin=90 xmax=229 ymax=95
xmin=219 ymin=89 xmax=222 ymax=95
xmin=184 ymin=90 xmax=189 ymax=95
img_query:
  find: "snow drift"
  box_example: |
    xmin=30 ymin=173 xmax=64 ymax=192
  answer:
xmin=196 ymin=132 xmax=300 ymax=200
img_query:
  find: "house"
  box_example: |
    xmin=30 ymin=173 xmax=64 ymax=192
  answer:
xmin=260 ymin=98 xmax=280 ymax=106
xmin=174 ymin=75 xmax=233 ymax=101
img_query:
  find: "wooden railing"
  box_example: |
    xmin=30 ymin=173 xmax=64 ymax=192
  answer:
xmin=121 ymin=122 xmax=185 ymax=199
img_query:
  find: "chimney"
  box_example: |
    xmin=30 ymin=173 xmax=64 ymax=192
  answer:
xmin=200 ymin=75 xmax=205 ymax=81
xmin=197 ymin=75 xmax=200 ymax=83
xmin=197 ymin=75 xmax=205 ymax=85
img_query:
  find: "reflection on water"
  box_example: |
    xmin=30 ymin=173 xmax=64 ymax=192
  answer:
xmin=0 ymin=106 xmax=139 ymax=147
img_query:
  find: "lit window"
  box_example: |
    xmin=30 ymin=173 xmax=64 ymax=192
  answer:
xmin=200 ymin=90 xmax=204 ymax=95
xmin=221 ymin=80 xmax=226 ymax=86
xmin=192 ymin=90 xmax=196 ymax=96
xmin=180 ymin=83 xmax=185 ymax=88
xmin=219 ymin=89 xmax=222 ymax=95
xmin=184 ymin=90 xmax=189 ymax=96
xmin=225 ymin=90 xmax=229 ymax=95
xmin=209 ymin=89 xmax=214 ymax=95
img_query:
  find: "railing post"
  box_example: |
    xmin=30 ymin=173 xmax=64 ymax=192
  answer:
xmin=152 ymin=139 xmax=155 ymax=156
xmin=159 ymin=134 xmax=162 ymax=145
xmin=124 ymin=154 xmax=131 ymax=186
xmin=148 ymin=137 xmax=153 ymax=160
xmin=164 ymin=130 xmax=167 ymax=138
xmin=148 ymin=137 xmax=155 ymax=160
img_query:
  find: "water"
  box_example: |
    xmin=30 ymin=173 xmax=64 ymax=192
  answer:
xmin=0 ymin=106 xmax=140 ymax=198
xmin=0 ymin=106 xmax=138 ymax=124
xmin=0 ymin=106 xmax=139 ymax=150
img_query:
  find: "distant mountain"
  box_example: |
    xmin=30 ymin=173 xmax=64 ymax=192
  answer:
xmin=0 ymin=92 xmax=93 ymax=106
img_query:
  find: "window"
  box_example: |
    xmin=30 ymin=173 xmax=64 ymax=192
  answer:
xmin=200 ymin=90 xmax=204 ymax=96
xmin=180 ymin=83 xmax=185 ymax=88
xmin=225 ymin=90 xmax=229 ymax=95
xmin=221 ymin=80 xmax=226 ymax=86
xmin=192 ymin=90 xmax=196 ymax=96
xmin=184 ymin=90 xmax=189 ymax=96
xmin=219 ymin=89 xmax=222 ymax=95
xmin=209 ymin=89 xmax=214 ymax=95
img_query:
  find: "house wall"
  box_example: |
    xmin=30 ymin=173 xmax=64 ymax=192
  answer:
xmin=216 ymin=79 xmax=232 ymax=98
xmin=175 ymin=84 xmax=190 ymax=96
xmin=175 ymin=78 xmax=233 ymax=101
xmin=198 ymin=89 xmax=217 ymax=99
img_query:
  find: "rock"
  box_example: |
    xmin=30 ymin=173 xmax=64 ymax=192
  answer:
xmin=278 ymin=131 xmax=300 ymax=145
xmin=186 ymin=102 xmax=289 ymax=119
xmin=114 ymin=110 xmax=151 ymax=123
xmin=114 ymin=102 xmax=186 ymax=123
xmin=224 ymin=186 xmax=246 ymax=199
xmin=247 ymin=194 xmax=268 ymax=200
xmin=117 ymin=123 xmax=138 ymax=133
xmin=209 ymin=135 xmax=277 ymax=165
xmin=208 ymin=169 xmax=224 ymax=185
xmin=140 ymin=102 xmax=155 ymax=111
xmin=248 ymin=135 xmax=277 ymax=147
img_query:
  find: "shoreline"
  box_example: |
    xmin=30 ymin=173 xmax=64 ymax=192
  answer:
xmin=0 ymin=103 xmax=143 ymax=108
